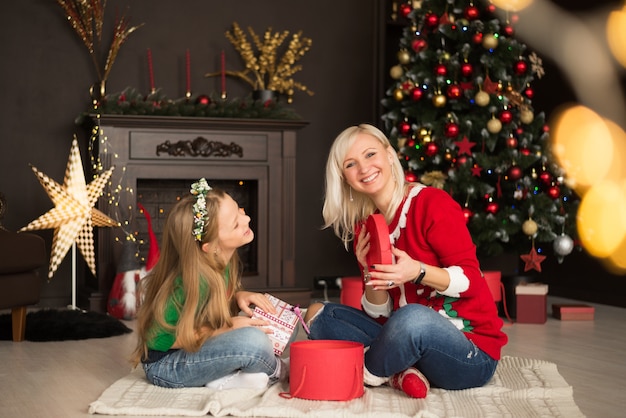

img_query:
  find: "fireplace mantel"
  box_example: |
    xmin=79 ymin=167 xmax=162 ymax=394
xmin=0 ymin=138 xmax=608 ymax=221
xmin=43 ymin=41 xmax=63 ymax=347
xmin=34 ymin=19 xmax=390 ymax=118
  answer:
xmin=86 ymin=115 xmax=310 ymax=312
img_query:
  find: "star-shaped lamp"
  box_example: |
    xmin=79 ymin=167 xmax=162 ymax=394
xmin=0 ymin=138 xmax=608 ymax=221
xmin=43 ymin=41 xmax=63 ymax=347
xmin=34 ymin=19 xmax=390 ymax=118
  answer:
xmin=20 ymin=137 xmax=119 ymax=280
xmin=520 ymin=243 xmax=547 ymax=273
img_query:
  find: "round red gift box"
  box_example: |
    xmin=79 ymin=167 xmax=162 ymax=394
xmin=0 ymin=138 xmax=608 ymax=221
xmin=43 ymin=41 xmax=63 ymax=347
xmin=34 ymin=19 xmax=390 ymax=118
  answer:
xmin=286 ymin=340 xmax=364 ymax=401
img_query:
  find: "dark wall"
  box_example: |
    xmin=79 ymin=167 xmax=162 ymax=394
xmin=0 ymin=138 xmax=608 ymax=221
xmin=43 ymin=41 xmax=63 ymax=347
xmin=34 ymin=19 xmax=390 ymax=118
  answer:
xmin=2 ymin=0 xmax=625 ymax=308
xmin=1 ymin=0 xmax=377 ymax=307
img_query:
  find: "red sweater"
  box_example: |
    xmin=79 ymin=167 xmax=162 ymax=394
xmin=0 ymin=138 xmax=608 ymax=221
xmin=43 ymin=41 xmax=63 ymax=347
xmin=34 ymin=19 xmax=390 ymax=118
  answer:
xmin=358 ymin=184 xmax=508 ymax=360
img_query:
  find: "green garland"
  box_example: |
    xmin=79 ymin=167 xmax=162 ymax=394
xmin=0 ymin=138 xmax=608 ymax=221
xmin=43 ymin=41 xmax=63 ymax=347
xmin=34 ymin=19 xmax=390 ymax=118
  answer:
xmin=77 ymin=87 xmax=302 ymax=123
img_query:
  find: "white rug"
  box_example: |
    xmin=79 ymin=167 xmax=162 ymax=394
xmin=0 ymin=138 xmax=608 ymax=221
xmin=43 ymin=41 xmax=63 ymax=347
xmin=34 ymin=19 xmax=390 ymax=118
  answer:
xmin=88 ymin=356 xmax=585 ymax=417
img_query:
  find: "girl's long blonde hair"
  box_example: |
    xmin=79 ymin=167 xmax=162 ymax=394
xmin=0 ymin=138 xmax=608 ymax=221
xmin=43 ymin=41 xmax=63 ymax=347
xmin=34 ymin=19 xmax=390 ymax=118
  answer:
xmin=131 ymin=189 xmax=242 ymax=366
xmin=322 ymin=124 xmax=406 ymax=249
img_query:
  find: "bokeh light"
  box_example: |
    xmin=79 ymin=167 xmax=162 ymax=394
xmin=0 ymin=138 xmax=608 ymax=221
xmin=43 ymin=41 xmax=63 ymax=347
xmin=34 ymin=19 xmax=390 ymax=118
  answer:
xmin=491 ymin=0 xmax=534 ymax=12
xmin=550 ymin=105 xmax=613 ymax=195
xmin=607 ymin=4 xmax=626 ymax=68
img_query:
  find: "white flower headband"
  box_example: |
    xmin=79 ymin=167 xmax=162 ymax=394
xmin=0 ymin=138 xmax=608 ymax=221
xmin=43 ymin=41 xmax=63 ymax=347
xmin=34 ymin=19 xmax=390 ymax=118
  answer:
xmin=190 ymin=178 xmax=212 ymax=241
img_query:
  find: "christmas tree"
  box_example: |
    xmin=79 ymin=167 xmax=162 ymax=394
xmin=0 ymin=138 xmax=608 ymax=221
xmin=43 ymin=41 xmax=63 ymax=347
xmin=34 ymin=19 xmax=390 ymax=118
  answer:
xmin=381 ymin=0 xmax=580 ymax=269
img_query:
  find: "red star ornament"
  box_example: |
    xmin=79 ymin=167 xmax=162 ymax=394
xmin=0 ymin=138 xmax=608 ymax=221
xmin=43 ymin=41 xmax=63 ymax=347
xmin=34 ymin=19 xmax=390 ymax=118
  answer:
xmin=520 ymin=244 xmax=546 ymax=272
xmin=471 ymin=164 xmax=483 ymax=177
xmin=455 ymin=136 xmax=476 ymax=156
xmin=483 ymin=75 xmax=499 ymax=94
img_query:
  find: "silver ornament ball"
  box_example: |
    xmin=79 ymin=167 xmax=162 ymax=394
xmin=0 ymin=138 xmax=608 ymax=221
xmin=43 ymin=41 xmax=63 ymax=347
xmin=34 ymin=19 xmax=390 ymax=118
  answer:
xmin=553 ymin=234 xmax=574 ymax=256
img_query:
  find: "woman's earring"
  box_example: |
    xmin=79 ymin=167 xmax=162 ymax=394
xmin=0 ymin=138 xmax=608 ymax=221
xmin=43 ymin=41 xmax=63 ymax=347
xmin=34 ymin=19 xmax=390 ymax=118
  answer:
xmin=349 ymin=187 xmax=354 ymax=202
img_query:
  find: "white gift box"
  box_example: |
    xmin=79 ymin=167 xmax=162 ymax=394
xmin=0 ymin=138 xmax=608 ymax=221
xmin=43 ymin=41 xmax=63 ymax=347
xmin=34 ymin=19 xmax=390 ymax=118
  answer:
xmin=252 ymin=293 xmax=299 ymax=355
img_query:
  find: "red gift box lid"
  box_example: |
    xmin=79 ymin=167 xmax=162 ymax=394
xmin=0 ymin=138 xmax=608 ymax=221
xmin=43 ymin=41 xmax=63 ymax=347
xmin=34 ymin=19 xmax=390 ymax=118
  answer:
xmin=365 ymin=214 xmax=392 ymax=266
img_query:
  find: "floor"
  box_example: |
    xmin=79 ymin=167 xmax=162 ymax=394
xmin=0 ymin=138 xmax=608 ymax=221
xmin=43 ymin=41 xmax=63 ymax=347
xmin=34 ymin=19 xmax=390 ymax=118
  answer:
xmin=0 ymin=295 xmax=624 ymax=417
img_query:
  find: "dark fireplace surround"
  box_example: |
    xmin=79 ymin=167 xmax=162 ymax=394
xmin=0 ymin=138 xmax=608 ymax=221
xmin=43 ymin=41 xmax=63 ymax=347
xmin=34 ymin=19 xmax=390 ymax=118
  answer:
xmin=87 ymin=115 xmax=310 ymax=312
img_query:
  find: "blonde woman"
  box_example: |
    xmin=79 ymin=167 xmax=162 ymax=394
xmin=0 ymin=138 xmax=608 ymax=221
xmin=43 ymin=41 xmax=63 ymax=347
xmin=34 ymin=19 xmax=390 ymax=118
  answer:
xmin=132 ymin=179 xmax=288 ymax=389
xmin=305 ymin=124 xmax=507 ymax=398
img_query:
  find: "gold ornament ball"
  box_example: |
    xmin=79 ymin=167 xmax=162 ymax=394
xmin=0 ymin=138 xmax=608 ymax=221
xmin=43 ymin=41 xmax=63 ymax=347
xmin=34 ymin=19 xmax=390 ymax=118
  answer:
xmin=393 ymin=88 xmax=404 ymax=101
xmin=397 ymin=50 xmax=411 ymax=65
xmin=475 ymin=91 xmax=490 ymax=106
xmin=482 ymin=34 xmax=498 ymax=49
xmin=487 ymin=118 xmax=502 ymax=134
xmin=390 ymin=65 xmax=404 ymax=79
xmin=522 ymin=219 xmax=538 ymax=236
xmin=418 ymin=128 xmax=429 ymax=138
xmin=433 ymin=94 xmax=447 ymax=108
xmin=520 ymin=109 xmax=534 ymax=124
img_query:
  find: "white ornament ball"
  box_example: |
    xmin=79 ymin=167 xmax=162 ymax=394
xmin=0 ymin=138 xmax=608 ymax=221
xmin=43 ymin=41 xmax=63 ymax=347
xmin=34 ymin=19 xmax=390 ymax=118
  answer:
xmin=487 ymin=118 xmax=502 ymax=134
xmin=475 ymin=91 xmax=490 ymax=107
xmin=553 ymin=234 xmax=574 ymax=256
xmin=522 ymin=219 xmax=538 ymax=236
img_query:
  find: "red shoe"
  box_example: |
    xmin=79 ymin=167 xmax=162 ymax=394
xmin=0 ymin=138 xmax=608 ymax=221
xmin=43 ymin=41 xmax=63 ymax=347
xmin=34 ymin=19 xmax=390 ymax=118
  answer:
xmin=389 ymin=367 xmax=430 ymax=398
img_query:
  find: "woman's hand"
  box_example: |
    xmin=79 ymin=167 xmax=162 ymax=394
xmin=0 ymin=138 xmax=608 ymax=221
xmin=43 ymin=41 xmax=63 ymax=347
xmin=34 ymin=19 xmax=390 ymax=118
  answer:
xmin=355 ymin=225 xmax=371 ymax=271
xmin=366 ymin=246 xmax=420 ymax=289
xmin=235 ymin=291 xmax=277 ymax=317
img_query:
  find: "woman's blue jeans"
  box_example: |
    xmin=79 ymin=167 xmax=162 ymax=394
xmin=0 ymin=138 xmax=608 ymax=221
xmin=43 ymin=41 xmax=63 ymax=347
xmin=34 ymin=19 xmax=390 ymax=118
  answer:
xmin=308 ymin=302 xmax=498 ymax=390
xmin=143 ymin=327 xmax=279 ymax=388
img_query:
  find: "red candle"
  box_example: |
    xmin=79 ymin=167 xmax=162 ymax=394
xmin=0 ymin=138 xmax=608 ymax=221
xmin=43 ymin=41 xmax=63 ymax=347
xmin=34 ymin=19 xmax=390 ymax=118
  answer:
xmin=186 ymin=49 xmax=191 ymax=95
xmin=147 ymin=48 xmax=155 ymax=92
xmin=221 ymin=50 xmax=226 ymax=98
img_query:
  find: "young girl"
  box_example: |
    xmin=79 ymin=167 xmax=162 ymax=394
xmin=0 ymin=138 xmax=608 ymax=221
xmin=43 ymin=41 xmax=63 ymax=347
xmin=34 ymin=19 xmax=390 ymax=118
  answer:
xmin=131 ymin=178 xmax=288 ymax=389
xmin=305 ymin=124 xmax=507 ymax=398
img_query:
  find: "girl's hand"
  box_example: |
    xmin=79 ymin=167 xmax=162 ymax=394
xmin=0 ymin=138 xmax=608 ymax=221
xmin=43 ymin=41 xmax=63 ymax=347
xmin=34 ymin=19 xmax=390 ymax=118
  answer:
xmin=235 ymin=291 xmax=277 ymax=317
xmin=230 ymin=316 xmax=274 ymax=334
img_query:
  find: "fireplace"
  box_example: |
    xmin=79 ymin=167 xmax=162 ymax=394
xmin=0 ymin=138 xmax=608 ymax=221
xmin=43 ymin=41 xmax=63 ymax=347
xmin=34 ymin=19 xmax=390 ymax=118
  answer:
xmin=87 ymin=115 xmax=309 ymax=312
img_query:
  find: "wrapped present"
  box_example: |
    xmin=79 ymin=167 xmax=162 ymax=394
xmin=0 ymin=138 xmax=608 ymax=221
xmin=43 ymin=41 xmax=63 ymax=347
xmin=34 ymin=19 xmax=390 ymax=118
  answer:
xmin=515 ymin=283 xmax=548 ymax=324
xmin=552 ymin=304 xmax=595 ymax=321
xmin=253 ymin=293 xmax=300 ymax=355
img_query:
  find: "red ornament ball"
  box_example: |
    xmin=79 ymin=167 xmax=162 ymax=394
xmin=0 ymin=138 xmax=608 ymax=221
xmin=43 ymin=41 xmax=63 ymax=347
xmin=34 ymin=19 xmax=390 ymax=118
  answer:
xmin=524 ymin=87 xmax=534 ymax=98
xmin=461 ymin=62 xmax=473 ymax=77
xmin=447 ymin=84 xmax=462 ymax=99
xmin=508 ymin=166 xmax=523 ymax=180
xmin=405 ymin=171 xmax=418 ymax=182
xmin=464 ymin=6 xmax=480 ymax=20
xmin=195 ymin=94 xmax=210 ymax=105
xmin=399 ymin=121 xmax=411 ymax=135
xmin=411 ymin=38 xmax=427 ymax=53
xmin=485 ymin=201 xmax=499 ymax=214
xmin=473 ymin=33 xmax=483 ymax=44
xmin=456 ymin=155 xmax=468 ymax=166
xmin=434 ymin=64 xmax=447 ymax=76
xmin=547 ymin=185 xmax=561 ymax=199
xmin=514 ymin=60 xmax=528 ymax=75
xmin=520 ymin=147 xmax=531 ymax=156
xmin=411 ymin=87 xmax=423 ymax=101
xmin=462 ymin=207 xmax=474 ymax=224
xmin=503 ymin=25 xmax=514 ymax=37
xmin=488 ymin=4 xmax=496 ymax=13
xmin=444 ymin=122 xmax=460 ymax=138
xmin=539 ymin=171 xmax=552 ymax=184
xmin=407 ymin=139 xmax=416 ymax=148
xmin=400 ymin=3 xmax=412 ymax=17
xmin=425 ymin=142 xmax=439 ymax=156
xmin=499 ymin=110 xmax=513 ymax=124
xmin=425 ymin=13 xmax=439 ymax=27
xmin=506 ymin=136 xmax=518 ymax=148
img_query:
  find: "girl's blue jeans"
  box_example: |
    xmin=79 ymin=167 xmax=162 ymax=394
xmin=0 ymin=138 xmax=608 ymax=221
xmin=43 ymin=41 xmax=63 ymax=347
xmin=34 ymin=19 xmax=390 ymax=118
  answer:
xmin=142 ymin=327 xmax=279 ymax=388
xmin=308 ymin=302 xmax=498 ymax=390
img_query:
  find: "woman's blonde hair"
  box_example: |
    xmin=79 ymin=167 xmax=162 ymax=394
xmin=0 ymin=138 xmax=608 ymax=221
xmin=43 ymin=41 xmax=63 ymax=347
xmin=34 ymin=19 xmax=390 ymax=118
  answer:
xmin=131 ymin=188 xmax=242 ymax=366
xmin=322 ymin=124 xmax=406 ymax=249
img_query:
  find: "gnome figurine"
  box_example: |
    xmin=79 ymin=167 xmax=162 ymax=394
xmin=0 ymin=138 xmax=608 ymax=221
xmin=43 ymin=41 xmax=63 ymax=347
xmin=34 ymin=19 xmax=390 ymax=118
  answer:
xmin=107 ymin=203 xmax=160 ymax=320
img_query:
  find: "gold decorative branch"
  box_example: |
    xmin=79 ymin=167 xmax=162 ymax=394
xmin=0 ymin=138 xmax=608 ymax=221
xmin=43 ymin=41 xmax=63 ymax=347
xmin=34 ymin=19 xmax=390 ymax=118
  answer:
xmin=206 ymin=22 xmax=314 ymax=103
xmin=56 ymin=0 xmax=143 ymax=84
